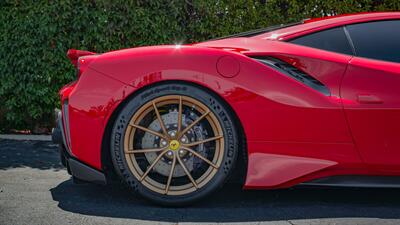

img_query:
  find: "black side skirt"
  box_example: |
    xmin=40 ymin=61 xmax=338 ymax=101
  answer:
xmin=68 ymin=158 xmax=107 ymax=185
xmin=301 ymin=175 xmax=400 ymax=188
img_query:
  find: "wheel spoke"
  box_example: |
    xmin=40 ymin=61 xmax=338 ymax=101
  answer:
xmin=152 ymin=101 xmax=169 ymax=138
xmin=130 ymin=123 xmax=167 ymax=139
xmin=165 ymin=153 xmax=176 ymax=194
xmin=124 ymin=94 xmax=225 ymax=195
xmin=183 ymin=135 xmax=223 ymax=147
xmin=181 ymin=146 xmax=219 ymax=169
xmin=140 ymin=148 xmax=169 ymax=181
xmin=176 ymin=154 xmax=198 ymax=189
xmin=178 ymin=110 xmax=210 ymax=138
xmin=125 ymin=146 xmax=168 ymax=154
xmin=177 ymin=96 xmax=183 ymax=134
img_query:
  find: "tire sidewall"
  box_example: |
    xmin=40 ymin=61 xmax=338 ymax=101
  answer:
xmin=110 ymin=82 xmax=238 ymax=206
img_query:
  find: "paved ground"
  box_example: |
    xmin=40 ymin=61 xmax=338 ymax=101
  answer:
xmin=0 ymin=134 xmax=51 ymax=141
xmin=1 ymin=139 xmax=400 ymax=225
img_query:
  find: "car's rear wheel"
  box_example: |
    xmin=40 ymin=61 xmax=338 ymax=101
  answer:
xmin=110 ymin=82 xmax=239 ymax=206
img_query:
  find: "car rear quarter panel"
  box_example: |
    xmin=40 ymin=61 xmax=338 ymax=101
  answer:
xmin=66 ymin=70 xmax=134 ymax=169
xmin=66 ymin=44 xmax=361 ymax=188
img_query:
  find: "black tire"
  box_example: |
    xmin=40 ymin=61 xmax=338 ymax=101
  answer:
xmin=110 ymin=82 xmax=239 ymax=206
xmin=58 ymin=145 xmax=67 ymax=167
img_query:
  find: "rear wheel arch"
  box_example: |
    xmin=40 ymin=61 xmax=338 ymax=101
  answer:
xmin=101 ymin=80 xmax=248 ymax=185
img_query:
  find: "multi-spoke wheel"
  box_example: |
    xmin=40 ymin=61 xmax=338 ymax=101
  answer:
xmin=111 ymin=83 xmax=239 ymax=205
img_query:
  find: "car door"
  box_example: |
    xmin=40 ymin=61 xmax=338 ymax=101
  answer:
xmin=340 ymin=20 xmax=400 ymax=168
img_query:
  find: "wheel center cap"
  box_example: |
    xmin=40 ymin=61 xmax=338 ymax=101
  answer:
xmin=169 ymin=140 xmax=180 ymax=151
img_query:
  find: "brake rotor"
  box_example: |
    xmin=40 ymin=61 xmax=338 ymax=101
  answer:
xmin=141 ymin=110 xmax=207 ymax=177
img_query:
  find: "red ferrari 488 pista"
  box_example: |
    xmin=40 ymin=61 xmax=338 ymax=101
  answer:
xmin=52 ymin=12 xmax=400 ymax=205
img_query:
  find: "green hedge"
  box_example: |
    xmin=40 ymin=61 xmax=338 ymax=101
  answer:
xmin=1 ymin=0 xmax=399 ymax=132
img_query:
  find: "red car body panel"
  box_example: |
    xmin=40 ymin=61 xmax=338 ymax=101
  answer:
xmin=59 ymin=12 xmax=400 ymax=189
xmin=342 ymin=57 xmax=400 ymax=169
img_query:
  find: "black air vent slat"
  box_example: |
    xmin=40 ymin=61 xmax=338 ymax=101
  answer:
xmin=251 ymin=56 xmax=331 ymax=96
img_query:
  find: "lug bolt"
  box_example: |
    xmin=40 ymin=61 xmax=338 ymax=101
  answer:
xmin=167 ymin=151 xmax=173 ymax=156
xmin=161 ymin=140 xmax=167 ymax=146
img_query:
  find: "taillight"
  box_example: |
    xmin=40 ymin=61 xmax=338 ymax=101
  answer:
xmin=67 ymin=49 xmax=97 ymax=79
xmin=76 ymin=55 xmax=97 ymax=79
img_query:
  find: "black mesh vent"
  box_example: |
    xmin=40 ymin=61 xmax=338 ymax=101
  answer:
xmin=251 ymin=56 xmax=331 ymax=96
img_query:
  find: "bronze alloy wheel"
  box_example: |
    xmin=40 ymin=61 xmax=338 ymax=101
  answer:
xmin=123 ymin=95 xmax=225 ymax=195
xmin=111 ymin=82 xmax=240 ymax=205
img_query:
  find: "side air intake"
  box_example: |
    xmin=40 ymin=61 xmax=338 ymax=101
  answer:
xmin=251 ymin=56 xmax=330 ymax=96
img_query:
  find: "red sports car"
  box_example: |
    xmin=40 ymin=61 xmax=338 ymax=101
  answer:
xmin=52 ymin=12 xmax=400 ymax=205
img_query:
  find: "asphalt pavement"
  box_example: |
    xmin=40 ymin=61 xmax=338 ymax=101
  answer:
xmin=1 ymin=138 xmax=400 ymax=225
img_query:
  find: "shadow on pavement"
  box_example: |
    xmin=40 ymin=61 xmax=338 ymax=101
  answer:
xmin=0 ymin=139 xmax=63 ymax=170
xmin=51 ymin=180 xmax=400 ymax=222
xmin=3 ymin=139 xmax=400 ymax=222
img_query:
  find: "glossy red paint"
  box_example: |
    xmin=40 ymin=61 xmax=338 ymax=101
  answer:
xmin=66 ymin=49 xmax=96 ymax=67
xmin=246 ymin=153 xmax=337 ymax=188
xmin=216 ymin=55 xmax=240 ymax=78
xmin=58 ymin=12 xmax=400 ymax=189
xmin=257 ymin=12 xmax=400 ymax=41
xmin=341 ymin=57 xmax=400 ymax=169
